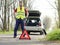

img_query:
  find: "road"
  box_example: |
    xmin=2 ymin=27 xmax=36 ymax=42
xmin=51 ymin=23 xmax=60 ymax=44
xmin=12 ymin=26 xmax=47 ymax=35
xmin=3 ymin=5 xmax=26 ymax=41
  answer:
xmin=0 ymin=33 xmax=60 ymax=45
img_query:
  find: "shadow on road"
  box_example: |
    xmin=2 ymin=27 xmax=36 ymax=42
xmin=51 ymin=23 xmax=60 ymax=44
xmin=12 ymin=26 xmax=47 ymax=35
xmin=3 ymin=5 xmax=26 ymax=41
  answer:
xmin=30 ymin=34 xmax=41 ymax=35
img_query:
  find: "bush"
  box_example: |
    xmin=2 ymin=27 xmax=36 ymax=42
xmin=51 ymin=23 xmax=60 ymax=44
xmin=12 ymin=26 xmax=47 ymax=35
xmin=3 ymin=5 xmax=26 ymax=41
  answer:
xmin=46 ymin=29 xmax=60 ymax=41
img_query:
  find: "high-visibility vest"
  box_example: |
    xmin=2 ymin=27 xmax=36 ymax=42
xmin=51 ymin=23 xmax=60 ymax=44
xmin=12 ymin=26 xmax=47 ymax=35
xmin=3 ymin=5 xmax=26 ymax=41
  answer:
xmin=16 ymin=6 xmax=25 ymax=19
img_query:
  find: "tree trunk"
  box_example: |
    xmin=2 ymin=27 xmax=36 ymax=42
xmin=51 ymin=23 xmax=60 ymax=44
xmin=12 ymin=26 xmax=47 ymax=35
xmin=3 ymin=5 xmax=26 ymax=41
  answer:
xmin=7 ymin=6 xmax=10 ymax=31
xmin=7 ymin=0 xmax=10 ymax=31
xmin=3 ymin=0 xmax=7 ymax=31
xmin=58 ymin=0 xmax=60 ymax=28
xmin=23 ymin=0 xmax=27 ymax=7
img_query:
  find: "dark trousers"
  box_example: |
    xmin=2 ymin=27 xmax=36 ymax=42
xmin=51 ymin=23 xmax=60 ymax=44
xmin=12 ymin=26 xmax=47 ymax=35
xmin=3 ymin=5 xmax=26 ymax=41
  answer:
xmin=14 ymin=19 xmax=24 ymax=37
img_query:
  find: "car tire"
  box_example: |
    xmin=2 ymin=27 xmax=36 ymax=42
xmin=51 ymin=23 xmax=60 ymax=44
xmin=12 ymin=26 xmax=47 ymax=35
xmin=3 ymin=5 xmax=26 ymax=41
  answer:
xmin=27 ymin=31 xmax=30 ymax=34
xmin=40 ymin=31 xmax=43 ymax=35
xmin=43 ymin=29 xmax=47 ymax=35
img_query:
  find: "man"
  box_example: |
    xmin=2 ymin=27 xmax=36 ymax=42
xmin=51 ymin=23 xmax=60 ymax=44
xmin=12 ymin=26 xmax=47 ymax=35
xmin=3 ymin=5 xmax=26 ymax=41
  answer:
xmin=14 ymin=0 xmax=28 ymax=38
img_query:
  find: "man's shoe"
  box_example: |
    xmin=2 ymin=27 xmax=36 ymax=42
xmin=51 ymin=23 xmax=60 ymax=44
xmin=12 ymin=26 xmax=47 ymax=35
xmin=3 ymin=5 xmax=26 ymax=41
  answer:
xmin=13 ymin=36 xmax=16 ymax=38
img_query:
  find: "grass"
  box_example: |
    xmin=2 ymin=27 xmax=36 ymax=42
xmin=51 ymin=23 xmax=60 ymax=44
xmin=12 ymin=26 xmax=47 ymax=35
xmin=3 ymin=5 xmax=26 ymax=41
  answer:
xmin=0 ymin=30 xmax=22 ymax=34
xmin=46 ymin=28 xmax=60 ymax=41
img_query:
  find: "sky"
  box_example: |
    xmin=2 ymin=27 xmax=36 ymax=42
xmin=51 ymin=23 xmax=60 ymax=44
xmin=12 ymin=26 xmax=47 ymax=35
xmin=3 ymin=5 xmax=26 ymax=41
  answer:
xmin=28 ymin=0 xmax=57 ymax=17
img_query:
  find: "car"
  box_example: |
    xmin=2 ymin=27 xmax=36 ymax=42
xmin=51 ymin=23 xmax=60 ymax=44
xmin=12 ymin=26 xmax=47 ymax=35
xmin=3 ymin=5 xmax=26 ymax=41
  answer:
xmin=24 ymin=10 xmax=47 ymax=35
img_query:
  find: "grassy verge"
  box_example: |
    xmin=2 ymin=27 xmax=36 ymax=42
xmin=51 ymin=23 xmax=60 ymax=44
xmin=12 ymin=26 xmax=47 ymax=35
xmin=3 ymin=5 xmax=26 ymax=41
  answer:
xmin=0 ymin=30 xmax=22 ymax=34
xmin=46 ymin=28 xmax=60 ymax=41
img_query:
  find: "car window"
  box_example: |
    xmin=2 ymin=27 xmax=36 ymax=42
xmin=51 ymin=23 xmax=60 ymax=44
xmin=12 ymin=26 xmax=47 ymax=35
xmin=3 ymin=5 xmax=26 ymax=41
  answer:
xmin=26 ymin=18 xmax=40 ymax=23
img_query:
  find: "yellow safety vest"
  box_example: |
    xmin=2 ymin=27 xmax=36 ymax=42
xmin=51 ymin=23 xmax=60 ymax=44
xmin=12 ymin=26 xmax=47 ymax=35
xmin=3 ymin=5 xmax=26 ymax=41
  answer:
xmin=16 ymin=6 xmax=25 ymax=19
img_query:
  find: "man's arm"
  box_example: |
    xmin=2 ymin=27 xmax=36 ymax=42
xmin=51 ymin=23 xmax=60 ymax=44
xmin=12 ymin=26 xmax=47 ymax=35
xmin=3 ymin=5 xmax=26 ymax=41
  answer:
xmin=14 ymin=8 xmax=17 ymax=13
xmin=25 ymin=8 xmax=29 ymax=18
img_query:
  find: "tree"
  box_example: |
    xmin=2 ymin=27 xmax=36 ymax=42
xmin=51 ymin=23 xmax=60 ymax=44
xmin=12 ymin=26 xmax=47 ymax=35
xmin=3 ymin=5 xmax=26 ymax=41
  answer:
xmin=23 ymin=0 xmax=27 ymax=7
xmin=27 ymin=0 xmax=35 ymax=9
xmin=58 ymin=0 xmax=60 ymax=28
xmin=3 ymin=0 xmax=7 ymax=31
xmin=43 ymin=16 xmax=51 ymax=29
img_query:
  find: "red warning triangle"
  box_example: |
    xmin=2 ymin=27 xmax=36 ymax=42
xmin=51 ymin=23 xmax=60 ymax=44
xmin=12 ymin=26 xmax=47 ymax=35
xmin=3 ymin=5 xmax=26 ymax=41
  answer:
xmin=19 ymin=29 xmax=31 ymax=40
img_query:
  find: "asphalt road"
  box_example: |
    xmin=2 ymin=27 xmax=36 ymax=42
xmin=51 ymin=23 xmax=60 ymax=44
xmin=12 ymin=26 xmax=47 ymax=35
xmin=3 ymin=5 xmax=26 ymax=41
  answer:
xmin=0 ymin=33 xmax=60 ymax=45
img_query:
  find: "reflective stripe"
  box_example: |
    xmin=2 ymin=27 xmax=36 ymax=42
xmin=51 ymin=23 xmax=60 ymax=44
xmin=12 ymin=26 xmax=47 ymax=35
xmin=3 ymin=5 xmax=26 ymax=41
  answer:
xmin=17 ymin=11 xmax=24 ymax=16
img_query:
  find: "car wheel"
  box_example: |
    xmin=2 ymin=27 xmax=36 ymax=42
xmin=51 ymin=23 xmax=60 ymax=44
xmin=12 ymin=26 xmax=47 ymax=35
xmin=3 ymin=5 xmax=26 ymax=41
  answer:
xmin=40 ymin=31 xmax=43 ymax=35
xmin=43 ymin=29 xmax=47 ymax=35
xmin=27 ymin=31 xmax=30 ymax=34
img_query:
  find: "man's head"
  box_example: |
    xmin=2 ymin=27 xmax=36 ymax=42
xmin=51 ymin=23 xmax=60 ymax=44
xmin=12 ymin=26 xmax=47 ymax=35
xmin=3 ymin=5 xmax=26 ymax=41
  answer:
xmin=19 ymin=1 xmax=23 ymax=9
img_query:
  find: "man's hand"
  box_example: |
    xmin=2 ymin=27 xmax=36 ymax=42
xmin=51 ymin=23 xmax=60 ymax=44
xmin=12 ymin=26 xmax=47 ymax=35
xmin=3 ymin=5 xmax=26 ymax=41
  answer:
xmin=14 ymin=8 xmax=17 ymax=13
